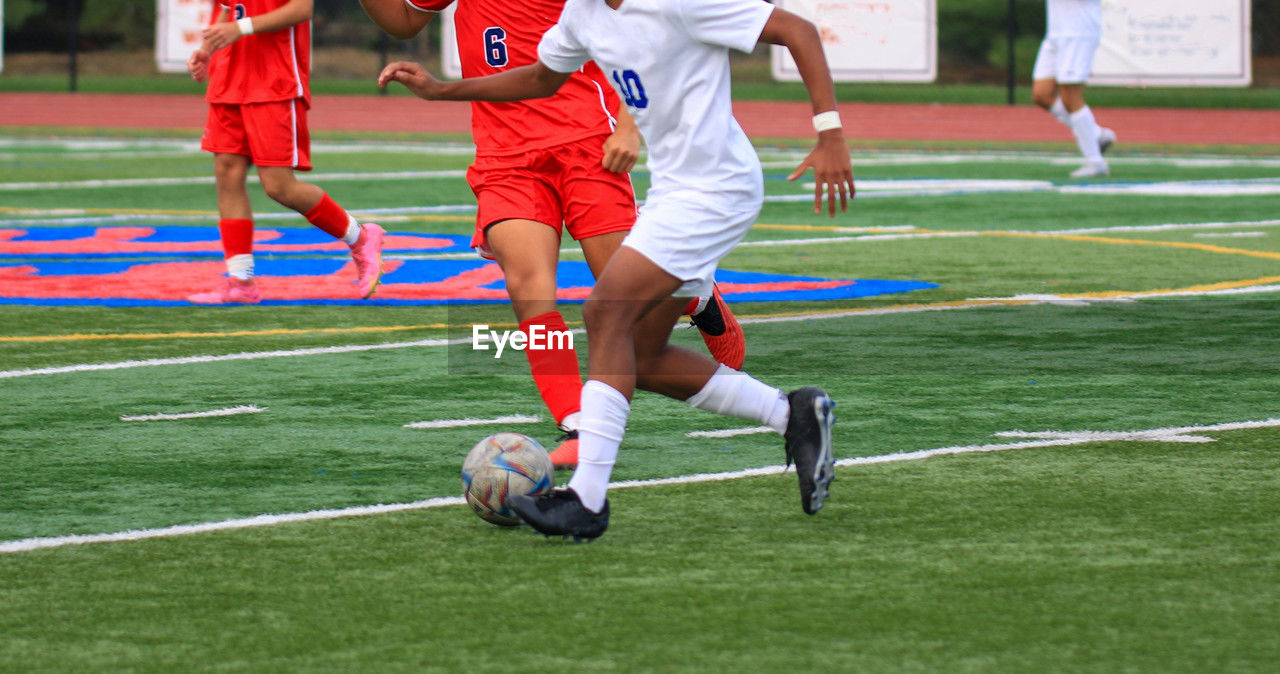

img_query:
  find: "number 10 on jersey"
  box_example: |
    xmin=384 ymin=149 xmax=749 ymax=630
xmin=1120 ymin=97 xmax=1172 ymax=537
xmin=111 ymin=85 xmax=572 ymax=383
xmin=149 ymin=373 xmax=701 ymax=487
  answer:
xmin=611 ymin=70 xmax=648 ymax=109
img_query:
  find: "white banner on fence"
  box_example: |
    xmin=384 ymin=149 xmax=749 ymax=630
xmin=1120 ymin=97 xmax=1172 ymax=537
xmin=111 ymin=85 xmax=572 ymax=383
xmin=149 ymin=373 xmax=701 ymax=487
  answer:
xmin=1092 ymin=0 xmax=1252 ymax=87
xmin=771 ymin=0 xmax=936 ymax=83
xmin=156 ymin=0 xmax=213 ymax=73
xmin=441 ymin=3 xmax=463 ymax=80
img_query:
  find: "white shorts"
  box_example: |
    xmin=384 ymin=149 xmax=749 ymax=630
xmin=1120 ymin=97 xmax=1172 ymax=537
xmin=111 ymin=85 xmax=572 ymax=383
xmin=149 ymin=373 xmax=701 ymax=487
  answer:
xmin=1032 ymin=36 xmax=1100 ymax=84
xmin=621 ymin=187 xmax=762 ymax=298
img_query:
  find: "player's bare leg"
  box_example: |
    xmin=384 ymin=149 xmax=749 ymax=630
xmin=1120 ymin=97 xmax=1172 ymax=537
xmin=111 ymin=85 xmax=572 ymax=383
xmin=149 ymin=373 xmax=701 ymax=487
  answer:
xmin=488 ymin=221 xmax=626 ymax=469
xmin=511 ymin=247 xmax=835 ymax=539
xmin=257 ymin=166 xmax=385 ymax=297
xmin=190 ymin=153 xmax=259 ymax=304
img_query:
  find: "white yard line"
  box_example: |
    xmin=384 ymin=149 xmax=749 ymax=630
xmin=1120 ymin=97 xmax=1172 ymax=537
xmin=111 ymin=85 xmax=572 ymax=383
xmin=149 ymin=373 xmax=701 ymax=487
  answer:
xmin=404 ymin=415 xmax=541 ymax=429
xmin=120 ymin=405 xmax=265 ymax=422
xmin=3 ymin=417 xmax=1276 ymax=554
xmin=0 ymin=337 xmax=459 ymax=380
xmin=686 ymin=426 xmax=775 ymax=439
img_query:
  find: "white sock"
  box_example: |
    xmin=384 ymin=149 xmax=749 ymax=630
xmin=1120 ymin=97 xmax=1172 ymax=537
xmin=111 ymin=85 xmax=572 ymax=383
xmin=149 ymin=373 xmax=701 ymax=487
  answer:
xmin=341 ymin=216 xmax=361 ymax=246
xmin=226 ymin=254 xmax=254 ymax=280
xmin=559 ymin=412 xmax=581 ymax=433
xmin=566 ymin=380 xmax=630 ymax=512
xmin=686 ymin=364 xmax=790 ymax=434
xmin=1048 ymin=98 xmax=1071 ymax=126
xmin=1069 ymin=106 xmax=1105 ymax=165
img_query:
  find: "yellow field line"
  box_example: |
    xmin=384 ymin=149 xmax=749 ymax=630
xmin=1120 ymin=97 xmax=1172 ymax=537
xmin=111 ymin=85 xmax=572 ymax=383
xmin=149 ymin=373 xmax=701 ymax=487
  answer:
xmin=986 ymin=231 xmax=1280 ymax=261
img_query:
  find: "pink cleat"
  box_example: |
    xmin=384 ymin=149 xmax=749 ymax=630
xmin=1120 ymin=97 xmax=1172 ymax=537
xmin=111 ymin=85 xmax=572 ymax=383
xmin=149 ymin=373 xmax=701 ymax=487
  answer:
xmin=351 ymin=223 xmax=385 ymax=299
xmin=187 ymin=277 xmax=261 ymax=304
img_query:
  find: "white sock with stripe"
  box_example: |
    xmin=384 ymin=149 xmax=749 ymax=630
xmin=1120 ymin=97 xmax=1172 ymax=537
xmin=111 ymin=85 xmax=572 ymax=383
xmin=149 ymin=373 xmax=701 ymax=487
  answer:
xmin=226 ymin=254 xmax=254 ymax=280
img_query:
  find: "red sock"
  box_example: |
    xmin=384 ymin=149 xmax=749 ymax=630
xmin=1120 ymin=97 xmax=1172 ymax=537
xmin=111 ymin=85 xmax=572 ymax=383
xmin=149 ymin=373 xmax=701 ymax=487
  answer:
xmin=218 ymin=218 xmax=254 ymax=258
xmin=519 ymin=310 xmax=582 ymax=426
xmin=682 ymin=297 xmax=699 ymax=315
xmin=302 ymin=192 xmax=351 ymax=240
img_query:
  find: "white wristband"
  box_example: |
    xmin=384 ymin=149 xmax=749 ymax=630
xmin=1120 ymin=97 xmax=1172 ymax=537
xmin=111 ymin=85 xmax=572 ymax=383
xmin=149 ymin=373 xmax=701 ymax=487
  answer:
xmin=812 ymin=110 xmax=842 ymax=133
xmin=236 ymin=17 xmax=255 ymax=36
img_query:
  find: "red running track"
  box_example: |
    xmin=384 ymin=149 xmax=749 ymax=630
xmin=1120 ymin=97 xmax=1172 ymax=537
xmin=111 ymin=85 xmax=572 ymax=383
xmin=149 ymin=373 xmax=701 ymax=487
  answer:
xmin=2 ymin=92 xmax=1279 ymax=146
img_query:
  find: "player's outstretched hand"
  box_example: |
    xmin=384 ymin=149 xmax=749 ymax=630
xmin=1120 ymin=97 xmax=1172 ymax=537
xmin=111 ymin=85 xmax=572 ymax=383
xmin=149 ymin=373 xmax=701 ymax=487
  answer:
xmin=201 ymin=21 xmax=244 ymax=52
xmin=187 ymin=49 xmax=211 ymax=82
xmin=378 ymin=61 xmax=443 ymax=99
xmin=788 ymin=131 xmax=855 ymax=217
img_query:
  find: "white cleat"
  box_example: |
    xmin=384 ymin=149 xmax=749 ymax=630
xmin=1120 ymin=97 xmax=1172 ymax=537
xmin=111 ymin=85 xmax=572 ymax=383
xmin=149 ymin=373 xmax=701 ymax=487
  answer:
xmin=1069 ymin=162 xmax=1110 ymax=179
xmin=1098 ymin=128 xmax=1117 ymax=154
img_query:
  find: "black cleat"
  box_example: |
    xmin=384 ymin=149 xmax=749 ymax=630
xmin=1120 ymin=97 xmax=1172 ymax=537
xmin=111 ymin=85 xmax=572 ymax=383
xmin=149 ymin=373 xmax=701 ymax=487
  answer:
xmin=510 ymin=488 xmax=609 ymax=541
xmin=783 ymin=387 xmax=836 ymax=515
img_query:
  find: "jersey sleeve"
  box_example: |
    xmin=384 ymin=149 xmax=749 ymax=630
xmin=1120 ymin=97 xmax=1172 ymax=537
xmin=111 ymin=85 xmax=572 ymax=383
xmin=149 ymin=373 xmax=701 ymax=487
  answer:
xmin=537 ymin=20 xmax=590 ymax=74
xmin=677 ymin=0 xmax=774 ymax=53
xmin=404 ymin=0 xmax=455 ymax=13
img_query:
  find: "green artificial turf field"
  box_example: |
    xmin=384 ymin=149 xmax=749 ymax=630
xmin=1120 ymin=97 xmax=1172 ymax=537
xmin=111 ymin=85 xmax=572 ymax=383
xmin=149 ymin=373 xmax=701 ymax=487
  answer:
xmin=1 ymin=131 xmax=1277 ymax=672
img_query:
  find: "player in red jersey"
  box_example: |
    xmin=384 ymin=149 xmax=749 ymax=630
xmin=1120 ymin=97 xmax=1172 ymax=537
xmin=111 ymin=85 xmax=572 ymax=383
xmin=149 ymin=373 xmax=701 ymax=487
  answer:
xmin=359 ymin=0 xmax=748 ymax=468
xmin=186 ymin=0 xmax=385 ymax=304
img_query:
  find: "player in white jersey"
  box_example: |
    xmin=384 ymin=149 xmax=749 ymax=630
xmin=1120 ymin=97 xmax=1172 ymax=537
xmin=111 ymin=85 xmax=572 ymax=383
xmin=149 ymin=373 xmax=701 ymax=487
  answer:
xmin=1031 ymin=0 xmax=1116 ymax=178
xmin=379 ymin=0 xmax=853 ymax=540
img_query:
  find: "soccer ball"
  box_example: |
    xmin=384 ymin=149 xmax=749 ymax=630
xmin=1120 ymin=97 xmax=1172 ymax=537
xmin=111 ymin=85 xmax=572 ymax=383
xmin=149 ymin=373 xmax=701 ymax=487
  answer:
xmin=461 ymin=432 xmax=555 ymax=526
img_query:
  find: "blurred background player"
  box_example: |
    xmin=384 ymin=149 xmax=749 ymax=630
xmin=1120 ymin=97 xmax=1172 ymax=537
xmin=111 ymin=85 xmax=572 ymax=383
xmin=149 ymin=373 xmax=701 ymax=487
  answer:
xmin=358 ymin=0 xmax=747 ymax=468
xmin=378 ymin=0 xmax=851 ymax=539
xmin=1030 ymin=0 xmax=1116 ymax=179
xmin=187 ymin=0 xmax=384 ymax=304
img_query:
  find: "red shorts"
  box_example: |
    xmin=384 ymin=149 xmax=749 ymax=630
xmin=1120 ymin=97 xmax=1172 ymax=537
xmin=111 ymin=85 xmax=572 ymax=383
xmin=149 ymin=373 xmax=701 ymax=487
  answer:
xmin=201 ymin=99 xmax=312 ymax=171
xmin=467 ymin=134 xmax=637 ymax=258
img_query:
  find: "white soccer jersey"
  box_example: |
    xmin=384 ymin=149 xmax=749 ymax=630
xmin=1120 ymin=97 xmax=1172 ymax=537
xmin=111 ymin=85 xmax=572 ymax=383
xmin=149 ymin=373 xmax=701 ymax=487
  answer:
xmin=1045 ymin=0 xmax=1101 ymax=38
xmin=538 ymin=0 xmax=774 ymax=196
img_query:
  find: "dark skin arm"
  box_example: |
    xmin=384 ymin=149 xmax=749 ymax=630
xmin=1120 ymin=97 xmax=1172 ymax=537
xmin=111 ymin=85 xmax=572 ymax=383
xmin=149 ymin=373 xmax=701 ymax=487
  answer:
xmin=758 ymin=7 xmax=855 ymax=216
xmin=378 ymin=59 xmax=571 ymax=102
xmin=358 ymin=0 xmax=433 ymax=40
xmin=379 ymin=7 xmax=853 ymax=216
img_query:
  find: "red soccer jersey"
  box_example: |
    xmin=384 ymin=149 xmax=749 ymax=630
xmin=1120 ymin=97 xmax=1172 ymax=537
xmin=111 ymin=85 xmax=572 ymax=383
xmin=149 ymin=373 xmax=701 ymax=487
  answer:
xmin=205 ymin=0 xmax=311 ymax=106
xmin=408 ymin=0 xmax=620 ymax=157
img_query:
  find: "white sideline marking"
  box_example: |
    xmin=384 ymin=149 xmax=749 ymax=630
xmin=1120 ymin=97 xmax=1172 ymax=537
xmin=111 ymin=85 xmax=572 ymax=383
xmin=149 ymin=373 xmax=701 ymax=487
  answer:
xmin=6 ymin=281 xmax=1280 ymax=381
xmin=1193 ymin=232 xmax=1266 ymax=238
xmin=0 ymin=170 xmax=466 ymax=191
xmin=121 ymin=405 xmax=264 ymax=422
xmin=11 ymin=138 xmax=1280 ymax=169
xmin=404 ymin=414 xmax=540 ymax=429
xmin=3 ymin=417 xmax=1276 ymax=554
xmin=1061 ymin=178 xmax=1280 ymax=197
xmin=0 ymin=337 xmax=459 ymax=380
xmin=686 ymin=426 xmax=775 ymax=439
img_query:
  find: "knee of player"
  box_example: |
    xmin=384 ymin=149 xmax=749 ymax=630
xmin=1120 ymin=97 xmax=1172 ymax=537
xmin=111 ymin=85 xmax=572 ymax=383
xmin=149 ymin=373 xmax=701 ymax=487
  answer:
xmin=581 ymin=297 xmax=632 ymax=337
xmin=213 ymin=159 xmax=247 ymax=183
xmin=258 ymin=177 xmax=293 ymax=204
xmin=500 ymin=266 xmax=559 ymax=300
